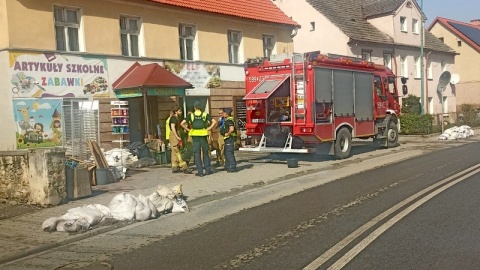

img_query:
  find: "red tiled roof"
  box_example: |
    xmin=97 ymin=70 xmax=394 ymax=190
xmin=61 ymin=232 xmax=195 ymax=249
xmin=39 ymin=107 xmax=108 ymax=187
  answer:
xmin=428 ymin=17 xmax=480 ymax=53
xmin=113 ymin=62 xmax=193 ymax=90
xmin=148 ymin=0 xmax=299 ymax=27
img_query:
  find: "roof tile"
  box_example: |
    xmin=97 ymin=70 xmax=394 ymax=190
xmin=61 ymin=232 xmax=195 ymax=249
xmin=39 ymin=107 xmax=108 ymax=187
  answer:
xmin=148 ymin=0 xmax=299 ymax=27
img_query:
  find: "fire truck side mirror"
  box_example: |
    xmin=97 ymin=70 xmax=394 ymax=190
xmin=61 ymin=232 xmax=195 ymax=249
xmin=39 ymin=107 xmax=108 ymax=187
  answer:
xmin=402 ymin=85 xmax=408 ymax=96
xmin=401 ymin=77 xmax=408 ymax=84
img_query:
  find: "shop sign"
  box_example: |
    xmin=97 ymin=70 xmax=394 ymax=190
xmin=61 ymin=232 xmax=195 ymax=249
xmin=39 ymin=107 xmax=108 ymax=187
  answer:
xmin=147 ymin=88 xmax=185 ymax=96
xmin=9 ymin=51 xmax=109 ymax=98
xmin=13 ymin=98 xmax=63 ymax=149
xmin=115 ymin=89 xmax=143 ymax=98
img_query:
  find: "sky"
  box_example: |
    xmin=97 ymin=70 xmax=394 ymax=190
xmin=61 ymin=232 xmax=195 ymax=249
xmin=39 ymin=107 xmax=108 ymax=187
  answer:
xmin=421 ymin=0 xmax=479 ymax=27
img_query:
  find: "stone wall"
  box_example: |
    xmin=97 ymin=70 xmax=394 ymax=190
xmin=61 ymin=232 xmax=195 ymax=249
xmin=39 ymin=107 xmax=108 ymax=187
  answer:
xmin=0 ymin=151 xmax=30 ymax=201
xmin=0 ymin=148 xmax=66 ymax=205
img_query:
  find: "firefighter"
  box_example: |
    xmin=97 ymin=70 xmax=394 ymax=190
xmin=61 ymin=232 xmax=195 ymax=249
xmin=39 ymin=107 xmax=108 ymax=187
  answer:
xmin=165 ymin=109 xmax=174 ymax=147
xmin=221 ymin=108 xmax=237 ymax=173
xmin=213 ymin=108 xmax=226 ymax=167
xmin=169 ymin=107 xmax=191 ymax=174
xmin=181 ymin=101 xmax=216 ymax=177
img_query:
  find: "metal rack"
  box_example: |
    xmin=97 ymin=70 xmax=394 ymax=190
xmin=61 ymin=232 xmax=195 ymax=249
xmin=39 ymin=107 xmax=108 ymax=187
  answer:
xmin=63 ymin=100 xmax=100 ymax=159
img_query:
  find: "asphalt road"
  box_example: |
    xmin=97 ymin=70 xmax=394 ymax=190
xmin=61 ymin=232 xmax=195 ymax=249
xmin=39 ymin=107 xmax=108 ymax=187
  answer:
xmin=107 ymin=141 xmax=480 ymax=270
xmin=6 ymin=139 xmax=480 ymax=270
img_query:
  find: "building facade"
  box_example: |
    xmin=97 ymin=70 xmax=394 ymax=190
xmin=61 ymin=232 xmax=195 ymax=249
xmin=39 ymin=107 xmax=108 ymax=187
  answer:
xmin=273 ymin=0 xmax=456 ymax=116
xmin=429 ymin=18 xmax=480 ymax=110
xmin=0 ymin=0 xmax=298 ymax=152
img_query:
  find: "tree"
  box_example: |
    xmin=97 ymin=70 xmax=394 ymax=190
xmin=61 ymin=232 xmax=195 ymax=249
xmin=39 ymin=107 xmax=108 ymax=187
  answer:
xmin=401 ymin=95 xmax=421 ymax=115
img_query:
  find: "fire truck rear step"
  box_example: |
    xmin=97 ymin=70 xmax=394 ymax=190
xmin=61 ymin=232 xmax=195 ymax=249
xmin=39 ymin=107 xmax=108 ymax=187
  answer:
xmin=239 ymin=133 xmax=316 ymax=153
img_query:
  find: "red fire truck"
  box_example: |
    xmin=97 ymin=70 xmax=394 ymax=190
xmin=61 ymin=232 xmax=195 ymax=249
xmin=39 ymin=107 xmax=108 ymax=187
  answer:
xmin=240 ymin=51 xmax=408 ymax=159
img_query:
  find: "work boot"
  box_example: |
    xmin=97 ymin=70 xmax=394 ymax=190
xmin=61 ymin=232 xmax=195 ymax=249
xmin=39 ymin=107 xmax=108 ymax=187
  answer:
xmin=227 ymin=168 xmax=238 ymax=173
xmin=195 ymin=172 xmax=204 ymax=177
xmin=204 ymin=169 xmax=213 ymax=175
xmin=172 ymin=168 xmax=181 ymax=173
xmin=183 ymin=168 xmax=192 ymax=174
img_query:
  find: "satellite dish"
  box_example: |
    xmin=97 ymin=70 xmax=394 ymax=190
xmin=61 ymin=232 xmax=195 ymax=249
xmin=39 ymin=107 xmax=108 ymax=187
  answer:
xmin=450 ymin=73 xmax=460 ymax=85
xmin=437 ymin=71 xmax=451 ymax=93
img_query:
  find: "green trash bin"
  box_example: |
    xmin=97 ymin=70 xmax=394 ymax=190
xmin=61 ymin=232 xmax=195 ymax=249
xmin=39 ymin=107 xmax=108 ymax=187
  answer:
xmin=154 ymin=152 xmax=167 ymax=165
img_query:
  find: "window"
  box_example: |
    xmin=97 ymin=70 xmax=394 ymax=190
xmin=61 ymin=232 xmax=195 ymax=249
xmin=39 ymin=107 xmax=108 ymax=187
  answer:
xmin=400 ymin=16 xmax=407 ymax=32
xmin=388 ymin=76 xmax=397 ymax=95
xmin=54 ymin=6 xmax=81 ymax=52
xmin=361 ymin=50 xmax=372 ymax=62
xmin=400 ymin=56 xmax=408 ymax=77
xmin=427 ymin=61 xmax=433 ymax=79
xmin=262 ymin=35 xmax=275 ymax=58
xmin=412 ymin=19 xmax=419 ymax=34
xmin=228 ymin=30 xmax=242 ymax=64
xmin=414 ymin=56 xmax=421 ymax=78
xmin=442 ymin=96 xmax=448 ymax=113
xmin=439 ymin=37 xmax=444 ymax=42
xmin=457 ymin=40 xmax=462 ymax=46
xmin=383 ymin=53 xmax=392 ymax=69
xmin=310 ymin=22 xmax=316 ymax=31
xmin=120 ymin=16 xmax=141 ymax=57
xmin=428 ymin=97 xmax=434 ymax=114
xmin=179 ymin=24 xmax=197 ymax=61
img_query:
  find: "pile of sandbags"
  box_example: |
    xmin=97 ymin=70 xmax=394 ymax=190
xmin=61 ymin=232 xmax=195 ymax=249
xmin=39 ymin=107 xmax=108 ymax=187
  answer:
xmin=438 ymin=125 xmax=475 ymax=140
xmin=104 ymin=148 xmax=139 ymax=179
xmin=42 ymin=185 xmax=188 ymax=233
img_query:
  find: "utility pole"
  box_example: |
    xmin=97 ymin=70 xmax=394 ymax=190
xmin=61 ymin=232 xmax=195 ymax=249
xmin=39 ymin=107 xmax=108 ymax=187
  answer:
xmin=420 ymin=0 xmax=425 ymax=114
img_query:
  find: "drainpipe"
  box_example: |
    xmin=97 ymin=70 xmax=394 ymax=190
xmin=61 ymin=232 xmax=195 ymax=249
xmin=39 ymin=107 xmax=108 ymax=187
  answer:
xmin=425 ymin=51 xmax=432 ymax=114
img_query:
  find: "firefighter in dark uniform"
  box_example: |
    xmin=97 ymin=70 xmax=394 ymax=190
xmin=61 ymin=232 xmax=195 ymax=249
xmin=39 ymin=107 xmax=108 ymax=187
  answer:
xmin=221 ymin=108 xmax=237 ymax=173
xmin=181 ymin=101 xmax=217 ymax=177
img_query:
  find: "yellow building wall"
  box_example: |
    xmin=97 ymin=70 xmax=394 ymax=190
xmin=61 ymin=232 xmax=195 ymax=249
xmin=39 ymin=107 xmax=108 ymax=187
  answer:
xmin=430 ymin=23 xmax=480 ymax=82
xmin=430 ymin=23 xmax=480 ymax=109
xmin=0 ymin=0 xmax=9 ymax=49
xmin=5 ymin=0 xmax=294 ymax=62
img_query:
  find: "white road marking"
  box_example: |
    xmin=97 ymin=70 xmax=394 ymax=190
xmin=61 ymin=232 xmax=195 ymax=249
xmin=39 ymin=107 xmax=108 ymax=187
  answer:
xmin=304 ymin=163 xmax=480 ymax=270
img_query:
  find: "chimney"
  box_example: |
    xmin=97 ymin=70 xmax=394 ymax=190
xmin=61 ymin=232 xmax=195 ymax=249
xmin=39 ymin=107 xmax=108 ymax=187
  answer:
xmin=470 ymin=19 xmax=480 ymax=26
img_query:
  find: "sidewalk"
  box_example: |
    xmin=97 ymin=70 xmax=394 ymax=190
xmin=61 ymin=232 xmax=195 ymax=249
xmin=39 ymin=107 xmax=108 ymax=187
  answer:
xmin=0 ymin=131 xmax=473 ymax=265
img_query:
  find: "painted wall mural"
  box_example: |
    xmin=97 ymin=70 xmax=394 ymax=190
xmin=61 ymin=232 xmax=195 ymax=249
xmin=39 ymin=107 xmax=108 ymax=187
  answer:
xmin=9 ymin=51 xmax=109 ymax=98
xmin=13 ymin=99 xmax=63 ymax=149
xmin=164 ymin=61 xmax=221 ymax=90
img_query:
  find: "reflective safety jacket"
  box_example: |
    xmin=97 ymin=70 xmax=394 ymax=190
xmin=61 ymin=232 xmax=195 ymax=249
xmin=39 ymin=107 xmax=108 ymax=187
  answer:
xmin=189 ymin=110 xmax=209 ymax=136
xmin=221 ymin=116 xmax=237 ymax=139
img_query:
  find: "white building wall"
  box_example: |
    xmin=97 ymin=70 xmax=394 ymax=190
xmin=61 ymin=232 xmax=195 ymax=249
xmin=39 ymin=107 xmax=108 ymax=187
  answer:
xmin=273 ymin=0 xmax=350 ymax=54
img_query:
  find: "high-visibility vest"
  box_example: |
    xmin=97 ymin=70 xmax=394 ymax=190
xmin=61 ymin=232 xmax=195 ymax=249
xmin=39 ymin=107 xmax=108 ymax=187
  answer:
xmin=165 ymin=117 xmax=171 ymax=140
xmin=221 ymin=116 xmax=237 ymax=139
xmin=190 ymin=110 xmax=209 ymax=136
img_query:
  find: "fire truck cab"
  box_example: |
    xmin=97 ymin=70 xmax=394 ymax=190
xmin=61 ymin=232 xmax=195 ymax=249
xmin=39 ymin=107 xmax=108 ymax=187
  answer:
xmin=240 ymin=51 xmax=408 ymax=159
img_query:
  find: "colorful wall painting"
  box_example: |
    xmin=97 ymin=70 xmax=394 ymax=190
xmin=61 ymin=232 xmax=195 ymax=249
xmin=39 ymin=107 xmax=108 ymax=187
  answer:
xmin=13 ymin=98 xmax=63 ymax=149
xmin=9 ymin=51 xmax=109 ymax=98
xmin=164 ymin=61 xmax=221 ymax=90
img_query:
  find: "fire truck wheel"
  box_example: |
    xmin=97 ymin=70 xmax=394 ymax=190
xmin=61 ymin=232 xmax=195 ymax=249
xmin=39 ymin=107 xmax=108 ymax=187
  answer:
xmin=387 ymin=122 xmax=399 ymax=148
xmin=334 ymin=127 xmax=352 ymax=159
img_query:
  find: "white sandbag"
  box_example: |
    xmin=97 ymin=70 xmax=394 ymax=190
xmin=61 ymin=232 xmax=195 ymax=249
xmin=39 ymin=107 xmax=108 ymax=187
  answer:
xmin=134 ymin=200 xmax=151 ymax=221
xmin=171 ymin=201 xmax=186 ymax=213
xmin=156 ymin=186 xmax=176 ymax=200
xmin=156 ymin=198 xmax=174 ymax=213
xmin=109 ymin=193 xmax=137 ymax=220
xmin=109 ymin=192 xmax=127 ymax=209
xmin=84 ymin=204 xmax=111 ymax=219
xmin=67 ymin=206 xmax=104 ymax=226
xmin=56 ymin=218 xmax=90 ymax=233
xmin=138 ymin=194 xmax=158 ymax=218
xmin=42 ymin=217 xmax=62 ymax=232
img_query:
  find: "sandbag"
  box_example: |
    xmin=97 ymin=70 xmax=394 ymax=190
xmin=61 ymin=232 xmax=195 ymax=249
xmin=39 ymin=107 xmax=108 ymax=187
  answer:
xmin=109 ymin=193 xmax=137 ymax=220
xmin=147 ymin=191 xmax=173 ymax=213
xmin=138 ymin=194 xmax=158 ymax=218
xmin=56 ymin=218 xmax=90 ymax=233
xmin=66 ymin=206 xmax=104 ymax=226
xmin=155 ymin=186 xmax=175 ymax=200
xmin=84 ymin=204 xmax=111 ymax=219
xmin=171 ymin=201 xmax=186 ymax=213
xmin=134 ymin=200 xmax=151 ymax=221
xmin=42 ymin=217 xmax=62 ymax=232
